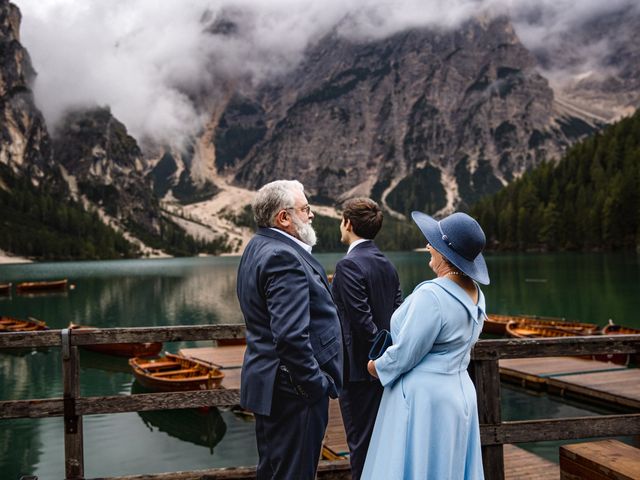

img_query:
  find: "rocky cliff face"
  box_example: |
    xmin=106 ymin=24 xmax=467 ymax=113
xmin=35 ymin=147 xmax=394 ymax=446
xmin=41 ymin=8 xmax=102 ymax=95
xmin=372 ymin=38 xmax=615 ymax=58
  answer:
xmin=214 ymin=16 xmax=597 ymax=215
xmin=52 ymin=107 xmax=162 ymax=236
xmin=0 ymin=0 xmax=54 ymax=183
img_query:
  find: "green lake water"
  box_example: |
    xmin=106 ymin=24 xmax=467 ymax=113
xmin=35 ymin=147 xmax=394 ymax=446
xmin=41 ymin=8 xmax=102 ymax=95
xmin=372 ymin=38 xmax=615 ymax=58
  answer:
xmin=1 ymin=251 xmax=639 ymax=479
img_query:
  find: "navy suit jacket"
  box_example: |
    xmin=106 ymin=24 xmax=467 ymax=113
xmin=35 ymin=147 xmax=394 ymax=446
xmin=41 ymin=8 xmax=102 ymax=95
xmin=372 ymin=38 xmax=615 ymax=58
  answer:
xmin=331 ymin=241 xmax=402 ymax=382
xmin=237 ymin=227 xmax=343 ymax=415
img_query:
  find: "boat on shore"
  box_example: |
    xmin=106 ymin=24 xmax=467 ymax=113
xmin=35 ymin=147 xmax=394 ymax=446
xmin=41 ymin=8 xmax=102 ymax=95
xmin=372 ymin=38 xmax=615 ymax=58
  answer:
xmin=16 ymin=279 xmax=69 ymax=294
xmin=69 ymin=323 xmax=163 ymax=357
xmin=0 ymin=316 xmax=49 ymax=332
xmin=129 ymin=353 xmax=225 ymax=392
xmin=0 ymin=283 xmax=11 ymax=295
xmin=485 ymin=313 xmax=598 ymax=336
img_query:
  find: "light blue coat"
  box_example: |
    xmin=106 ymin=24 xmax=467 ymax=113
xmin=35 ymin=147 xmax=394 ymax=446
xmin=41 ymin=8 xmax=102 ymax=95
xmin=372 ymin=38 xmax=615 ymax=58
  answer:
xmin=362 ymin=277 xmax=486 ymax=480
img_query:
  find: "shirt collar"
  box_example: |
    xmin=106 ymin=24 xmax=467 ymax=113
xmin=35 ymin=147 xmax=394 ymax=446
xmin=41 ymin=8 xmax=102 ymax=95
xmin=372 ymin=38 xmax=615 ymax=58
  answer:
xmin=347 ymin=238 xmax=370 ymax=254
xmin=269 ymin=227 xmax=313 ymax=253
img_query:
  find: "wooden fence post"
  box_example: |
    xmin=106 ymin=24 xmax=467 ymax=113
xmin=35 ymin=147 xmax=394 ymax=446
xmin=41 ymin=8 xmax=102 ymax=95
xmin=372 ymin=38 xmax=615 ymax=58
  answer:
xmin=471 ymin=358 xmax=504 ymax=480
xmin=62 ymin=328 xmax=84 ymax=479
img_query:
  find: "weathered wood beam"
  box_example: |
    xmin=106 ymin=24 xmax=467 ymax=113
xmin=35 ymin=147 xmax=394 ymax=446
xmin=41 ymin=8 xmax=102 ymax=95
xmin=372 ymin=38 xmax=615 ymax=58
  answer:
xmin=0 ymin=389 xmax=242 ymax=419
xmin=87 ymin=460 xmax=351 ymax=480
xmin=0 ymin=324 xmax=247 ymax=348
xmin=473 ymin=360 xmax=504 ymax=480
xmin=473 ymin=335 xmax=640 ymax=360
xmin=481 ymin=413 xmax=640 ymax=444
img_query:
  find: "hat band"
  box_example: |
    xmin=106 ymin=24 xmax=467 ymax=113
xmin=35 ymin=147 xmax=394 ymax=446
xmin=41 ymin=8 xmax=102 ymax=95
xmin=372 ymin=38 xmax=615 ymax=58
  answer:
xmin=438 ymin=221 xmax=472 ymax=261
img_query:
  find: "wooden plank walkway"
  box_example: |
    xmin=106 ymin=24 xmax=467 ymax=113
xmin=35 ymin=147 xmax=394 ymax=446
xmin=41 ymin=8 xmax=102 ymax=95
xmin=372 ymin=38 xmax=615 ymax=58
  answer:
xmin=500 ymin=357 xmax=640 ymax=410
xmin=182 ymin=346 xmax=559 ymax=478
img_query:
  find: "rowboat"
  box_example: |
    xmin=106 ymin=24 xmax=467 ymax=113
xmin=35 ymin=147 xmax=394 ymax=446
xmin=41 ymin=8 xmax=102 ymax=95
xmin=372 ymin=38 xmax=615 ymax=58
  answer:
xmin=0 ymin=316 xmax=49 ymax=332
xmin=601 ymin=320 xmax=640 ymax=336
xmin=0 ymin=283 xmax=11 ymax=295
xmin=505 ymin=321 xmax=588 ymax=339
xmin=597 ymin=320 xmax=640 ymax=365
xmin=69 ymin=324 xmax=163 ymax=357
xmin=129 ymin=353 xmax=225 ymax=392
xmin=485 ymin=313 xmax=598 ymax=336
xmin=16 ymin=279 xmax=69 ymax=293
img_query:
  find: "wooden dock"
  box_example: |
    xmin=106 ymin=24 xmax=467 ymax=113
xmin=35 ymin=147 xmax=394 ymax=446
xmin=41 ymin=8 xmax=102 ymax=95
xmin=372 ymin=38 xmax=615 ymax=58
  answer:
xmin=500 ymin=356 xmax=640 ymax=410
xmin=181 ymin=345 xmax=559 ymax=479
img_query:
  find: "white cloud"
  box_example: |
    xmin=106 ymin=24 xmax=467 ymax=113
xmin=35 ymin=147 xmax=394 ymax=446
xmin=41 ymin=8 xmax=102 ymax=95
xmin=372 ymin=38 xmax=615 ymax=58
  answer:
xmin=12 ymin=0 xmax=639 ymax=146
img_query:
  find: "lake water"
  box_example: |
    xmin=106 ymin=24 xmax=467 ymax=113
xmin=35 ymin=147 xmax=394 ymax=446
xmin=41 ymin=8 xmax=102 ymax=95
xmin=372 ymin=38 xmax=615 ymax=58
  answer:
xmin=1 ymin=252 xmax=639 ymax=479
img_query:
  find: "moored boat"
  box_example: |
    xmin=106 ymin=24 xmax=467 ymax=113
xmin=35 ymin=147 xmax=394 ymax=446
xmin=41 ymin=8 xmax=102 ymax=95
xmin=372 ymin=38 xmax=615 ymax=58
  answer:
xmin=505 ymin=321 xmax=587 ymax=339
xmin=69 ymin=323 xmax=163 ymax=357
xmin=129 ymin=353 xmax=224 ymax=392
xmin=0 ymin=283 xmax=11 ymax=295
xmin=16 ymin=279 xmax=69 ymax=293
xmin=0 ymin=316 xmax=49 ymax=332
xmin=485 ymin=313 xmax=598 ymax=336
xmin=597 ymin=320 xmax=640 ymax=365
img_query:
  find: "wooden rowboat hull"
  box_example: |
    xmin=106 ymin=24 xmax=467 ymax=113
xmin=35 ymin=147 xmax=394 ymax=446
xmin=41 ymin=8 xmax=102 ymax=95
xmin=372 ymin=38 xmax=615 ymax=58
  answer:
xmin=486 ymin=313 xmax=598 ymax=336
xmin=16 ymin=279 xmax=68 ymax=293
xmin=84 ymin=342 xmax=163 ymax=358
xmin=505 ymin=322 xmax=581 ymax=339
xmin=597 ymin=323 xmax=640 ymax=365
xmin=129 ymin=353 xmax=225 ymax=392
xmin=69 ymin=324 xmax=162 ymax=357
xmin=0 ymin=316 xmax=49 ymax=332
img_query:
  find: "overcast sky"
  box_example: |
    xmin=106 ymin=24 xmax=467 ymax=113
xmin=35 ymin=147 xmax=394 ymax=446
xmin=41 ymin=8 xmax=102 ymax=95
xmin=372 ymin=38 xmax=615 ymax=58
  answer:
xmin=12 ymin=0 xmax=639 ymax=147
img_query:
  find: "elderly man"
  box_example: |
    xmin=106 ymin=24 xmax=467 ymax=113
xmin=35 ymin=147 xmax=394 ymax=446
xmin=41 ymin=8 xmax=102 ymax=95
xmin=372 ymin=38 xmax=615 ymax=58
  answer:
xmin=236 ymin=180 xmax=343 ymax=480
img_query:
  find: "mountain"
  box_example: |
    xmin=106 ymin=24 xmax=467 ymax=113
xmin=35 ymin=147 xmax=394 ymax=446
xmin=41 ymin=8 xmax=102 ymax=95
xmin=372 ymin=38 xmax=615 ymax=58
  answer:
xmin=0 ymin=2 xmax=54 ymax=182
xmin=212 ymin=16 xmax=599 ymax=215
xmin=471 ymin=109 xmax=640 ymax=251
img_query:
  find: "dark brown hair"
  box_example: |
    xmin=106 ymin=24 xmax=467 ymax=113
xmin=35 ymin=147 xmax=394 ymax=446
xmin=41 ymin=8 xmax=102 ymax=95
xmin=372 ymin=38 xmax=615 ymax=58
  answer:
xmin=342 ymin=198 xmax=383 ymax=239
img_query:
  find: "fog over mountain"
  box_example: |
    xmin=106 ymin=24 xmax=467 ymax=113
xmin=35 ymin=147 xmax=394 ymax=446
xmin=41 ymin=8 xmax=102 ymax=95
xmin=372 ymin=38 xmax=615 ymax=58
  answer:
xmin=14 ymin=0 xmax=640 ymax=146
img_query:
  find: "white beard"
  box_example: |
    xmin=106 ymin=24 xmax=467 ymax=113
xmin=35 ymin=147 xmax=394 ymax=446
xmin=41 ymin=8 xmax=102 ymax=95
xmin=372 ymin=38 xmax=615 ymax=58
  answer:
xmin=292 ymin=215 xmax=317 ymax=247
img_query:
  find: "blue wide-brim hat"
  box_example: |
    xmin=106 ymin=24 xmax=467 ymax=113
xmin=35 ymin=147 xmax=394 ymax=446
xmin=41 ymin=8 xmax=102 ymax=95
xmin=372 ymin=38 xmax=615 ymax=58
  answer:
xmin=411 ymin=211 xmax=490 ymax=285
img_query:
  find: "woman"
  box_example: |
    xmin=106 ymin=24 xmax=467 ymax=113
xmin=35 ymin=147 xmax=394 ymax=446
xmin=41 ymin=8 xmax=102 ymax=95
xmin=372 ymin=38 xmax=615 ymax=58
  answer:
xmin=362 ymin=211 xmax=489 ymax=480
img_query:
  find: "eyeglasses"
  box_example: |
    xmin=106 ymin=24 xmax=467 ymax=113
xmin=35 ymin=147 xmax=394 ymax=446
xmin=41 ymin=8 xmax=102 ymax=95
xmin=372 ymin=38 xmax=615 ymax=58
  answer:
xmin=286 ymin=205 xmax=311 ymax=215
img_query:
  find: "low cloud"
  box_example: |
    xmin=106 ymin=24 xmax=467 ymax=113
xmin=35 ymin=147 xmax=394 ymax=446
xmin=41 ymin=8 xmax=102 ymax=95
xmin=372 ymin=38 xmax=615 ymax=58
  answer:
xmin=13 ymin=0 xmax=640 ymax=147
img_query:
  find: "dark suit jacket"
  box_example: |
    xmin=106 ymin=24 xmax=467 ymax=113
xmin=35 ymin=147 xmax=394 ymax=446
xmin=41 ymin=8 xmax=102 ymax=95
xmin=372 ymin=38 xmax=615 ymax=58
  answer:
xmin=237 ymin=227 xmax=343 ymax=416
xmin=332 ymin=241 xmax=402 ymax=382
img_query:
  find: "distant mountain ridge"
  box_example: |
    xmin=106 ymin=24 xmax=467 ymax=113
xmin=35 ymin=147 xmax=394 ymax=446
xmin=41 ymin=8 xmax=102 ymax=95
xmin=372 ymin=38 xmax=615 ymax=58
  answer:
xmin=216 ymin=16 xmax=599 ymax=214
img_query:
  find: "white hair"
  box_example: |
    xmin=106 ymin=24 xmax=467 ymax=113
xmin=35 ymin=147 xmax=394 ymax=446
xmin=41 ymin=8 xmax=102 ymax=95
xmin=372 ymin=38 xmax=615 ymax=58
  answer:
xmin=252 ymin=180 xmax=305 ymax=227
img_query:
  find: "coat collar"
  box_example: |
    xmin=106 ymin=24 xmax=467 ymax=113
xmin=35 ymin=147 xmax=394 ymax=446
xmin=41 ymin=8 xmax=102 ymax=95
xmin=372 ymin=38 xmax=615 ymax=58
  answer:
xmin=347 ymin=238 xmax=372 ymax=255
xmin=256 ymin=228 xmax=331 ymax=292
xmin=416 ymin=277 xmax=486 ymax=324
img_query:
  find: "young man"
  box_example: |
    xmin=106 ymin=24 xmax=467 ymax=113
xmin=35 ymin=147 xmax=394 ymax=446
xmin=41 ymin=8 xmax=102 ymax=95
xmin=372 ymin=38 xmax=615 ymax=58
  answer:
xmin=331 ymin=198 xmax=402 ymax=480
xmin=236 ymin=180 xmax=342 ymax=480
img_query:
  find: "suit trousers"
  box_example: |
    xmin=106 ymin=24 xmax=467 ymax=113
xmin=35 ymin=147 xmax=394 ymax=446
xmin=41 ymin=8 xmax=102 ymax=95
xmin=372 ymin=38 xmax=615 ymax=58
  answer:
xmin=254 ymin=369 xmax=329 ymax=479
xmin=339 ymin=380 xmax=384 ymax=480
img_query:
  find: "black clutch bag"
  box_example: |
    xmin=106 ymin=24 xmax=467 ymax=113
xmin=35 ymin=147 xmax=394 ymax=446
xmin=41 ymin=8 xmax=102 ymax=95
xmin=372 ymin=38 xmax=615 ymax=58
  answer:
xmin=368 ymin=329 xmax=392 ymax=360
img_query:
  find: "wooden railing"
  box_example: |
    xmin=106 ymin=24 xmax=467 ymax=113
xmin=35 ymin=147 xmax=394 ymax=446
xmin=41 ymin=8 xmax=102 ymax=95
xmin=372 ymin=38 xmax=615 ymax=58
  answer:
xmin=1 ymin=326 xmax=640 ymax=480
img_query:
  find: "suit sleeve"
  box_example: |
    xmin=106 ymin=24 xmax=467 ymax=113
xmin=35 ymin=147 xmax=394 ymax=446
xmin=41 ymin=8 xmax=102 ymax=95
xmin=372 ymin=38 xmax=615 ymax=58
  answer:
xmin=394 ymin=278 xmax=403 ymax=310
xmin=374 ymin=287 xmax=442 ymax=387
xmin=332 ymin=258 xmax=378 ymax=341
xmin=264 ymin=248 xmax=328 ymax=402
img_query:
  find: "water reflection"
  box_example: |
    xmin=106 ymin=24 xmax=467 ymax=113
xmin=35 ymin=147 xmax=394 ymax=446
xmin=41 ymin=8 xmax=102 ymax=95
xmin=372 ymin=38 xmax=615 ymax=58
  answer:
xmin=137 ymin=406 xmax=227 ymax=453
